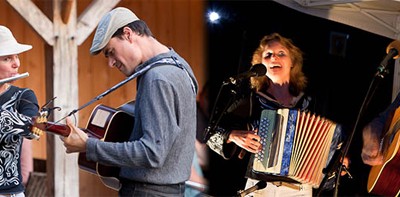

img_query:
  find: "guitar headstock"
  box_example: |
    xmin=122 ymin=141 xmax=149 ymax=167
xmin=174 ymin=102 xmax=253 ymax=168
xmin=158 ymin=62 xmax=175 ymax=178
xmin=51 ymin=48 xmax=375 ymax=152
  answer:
xmin=30 ymin=110 xmax=49 ymax=140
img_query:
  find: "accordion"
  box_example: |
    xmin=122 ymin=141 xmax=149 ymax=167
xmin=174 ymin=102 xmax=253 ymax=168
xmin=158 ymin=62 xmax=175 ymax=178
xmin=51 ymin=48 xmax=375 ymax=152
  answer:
xmin=252 ymin=108 xmax=337 ymax=188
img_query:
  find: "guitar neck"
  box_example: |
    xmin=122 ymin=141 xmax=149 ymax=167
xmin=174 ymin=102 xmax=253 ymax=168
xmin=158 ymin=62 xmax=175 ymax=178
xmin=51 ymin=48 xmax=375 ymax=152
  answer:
xmin=34 ymin=122 xmax=71 ymax=137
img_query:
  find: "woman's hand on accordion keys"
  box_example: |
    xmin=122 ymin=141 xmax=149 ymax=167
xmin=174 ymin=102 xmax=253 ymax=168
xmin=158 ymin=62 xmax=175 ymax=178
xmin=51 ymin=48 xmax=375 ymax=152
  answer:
xmin=227 ymin=129 xmax=262 ymax=153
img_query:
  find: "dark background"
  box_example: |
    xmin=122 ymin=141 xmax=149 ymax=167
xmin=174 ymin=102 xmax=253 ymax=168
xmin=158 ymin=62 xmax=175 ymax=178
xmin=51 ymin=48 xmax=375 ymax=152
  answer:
xmin=205 ymin=0 xmax=395 ymax=196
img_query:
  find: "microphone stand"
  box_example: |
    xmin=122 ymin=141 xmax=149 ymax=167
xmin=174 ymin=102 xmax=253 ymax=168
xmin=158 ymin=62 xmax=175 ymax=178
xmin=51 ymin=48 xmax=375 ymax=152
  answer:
xmin=204 ymin=65 xmax=265 ymax=140
xmin=204 ymin=78 xmax=244 ymax=143
xmin=316 ymin=56 xmax=394 ymax=196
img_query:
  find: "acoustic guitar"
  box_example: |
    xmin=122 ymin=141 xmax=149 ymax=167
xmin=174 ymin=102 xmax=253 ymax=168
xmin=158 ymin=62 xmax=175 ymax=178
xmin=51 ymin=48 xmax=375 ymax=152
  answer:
xmin=33 ymin=103 xmax=135 ymax=190
xmin=367 ymin=107 xmax=400 ymax=197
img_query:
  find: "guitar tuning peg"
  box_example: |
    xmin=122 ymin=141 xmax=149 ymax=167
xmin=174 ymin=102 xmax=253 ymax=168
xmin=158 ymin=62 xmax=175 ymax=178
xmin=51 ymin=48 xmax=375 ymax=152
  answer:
xmin=29 ymin=111 xmax=49 ymax=140
xmin=39 ymin=110 xmax=48 ymax=118
xmin=31 ymin=127 xmax=42 ymax=140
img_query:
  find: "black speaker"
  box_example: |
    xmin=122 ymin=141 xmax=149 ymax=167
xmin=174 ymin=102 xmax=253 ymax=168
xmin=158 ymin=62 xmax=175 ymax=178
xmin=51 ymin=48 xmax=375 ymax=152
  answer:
xmin=329 ymin=31 xmax=349 ymax=57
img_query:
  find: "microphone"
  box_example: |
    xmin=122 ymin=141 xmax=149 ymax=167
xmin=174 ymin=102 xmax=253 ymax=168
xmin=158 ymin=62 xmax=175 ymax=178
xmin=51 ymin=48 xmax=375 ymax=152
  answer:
xmin=227 ymin=64 xmax=266 ymax=84
xmin=237 ymin=181 xmax=267 ymax=197
xmin=377 ymin=40 xmax=400 ymax=77
xmin=386 ymin=40 xmax=400 ymax=60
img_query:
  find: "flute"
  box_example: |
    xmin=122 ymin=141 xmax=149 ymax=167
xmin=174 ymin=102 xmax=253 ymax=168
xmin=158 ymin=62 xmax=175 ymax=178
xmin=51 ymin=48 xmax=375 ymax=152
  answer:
xmin=0 ymin=72 xmax=29 ymax=84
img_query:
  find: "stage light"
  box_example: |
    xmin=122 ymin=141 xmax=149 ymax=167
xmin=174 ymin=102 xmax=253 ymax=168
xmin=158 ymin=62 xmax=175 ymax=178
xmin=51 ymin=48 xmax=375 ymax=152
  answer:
xmin=208 ymin=11 xmax=221 ymax=24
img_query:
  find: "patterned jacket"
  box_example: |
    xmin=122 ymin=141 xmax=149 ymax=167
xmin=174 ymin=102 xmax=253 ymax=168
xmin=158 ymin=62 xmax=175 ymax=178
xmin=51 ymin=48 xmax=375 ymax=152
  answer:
xmin=0 ymin=86 xmax=39 ymax=194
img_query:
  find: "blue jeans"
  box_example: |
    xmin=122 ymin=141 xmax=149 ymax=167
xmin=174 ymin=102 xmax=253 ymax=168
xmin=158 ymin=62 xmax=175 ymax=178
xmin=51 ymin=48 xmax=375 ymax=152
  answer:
xmin=119 ymin=179 xmax=185 ymax=197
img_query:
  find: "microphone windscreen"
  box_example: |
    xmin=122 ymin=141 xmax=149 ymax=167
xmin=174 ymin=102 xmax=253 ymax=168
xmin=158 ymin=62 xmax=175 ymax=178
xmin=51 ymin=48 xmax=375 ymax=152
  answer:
xmin=387 ymin=40 xmax=400 ymax=59
xmin=251 ymin=64 xmax=267 ymax=77
xmin=257 ymin=180 xmax=267 ymax=189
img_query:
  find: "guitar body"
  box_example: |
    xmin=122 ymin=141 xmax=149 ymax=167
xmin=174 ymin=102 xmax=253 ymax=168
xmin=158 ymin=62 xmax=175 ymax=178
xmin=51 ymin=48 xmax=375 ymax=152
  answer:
xmin=78 ymin=104 xmax=134 ymax=191
xmin=368 ymin=107 xmax=400 ymax=197
xmin=33 ymin=102 xmax=135 ymax=190
xmin=368 ymin=131 xmax=400 ymax=196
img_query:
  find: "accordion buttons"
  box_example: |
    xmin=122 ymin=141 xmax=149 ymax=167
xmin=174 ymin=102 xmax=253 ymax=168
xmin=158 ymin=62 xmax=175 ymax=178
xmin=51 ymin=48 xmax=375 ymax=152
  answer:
xmin=255 ymin=117 xmax=271 ymax=162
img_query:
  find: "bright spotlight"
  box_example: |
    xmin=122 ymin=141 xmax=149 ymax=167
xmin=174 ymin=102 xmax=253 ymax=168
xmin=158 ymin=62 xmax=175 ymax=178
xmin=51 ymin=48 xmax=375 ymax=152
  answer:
xmin=208 ymin=11 xmax=220 ymax=24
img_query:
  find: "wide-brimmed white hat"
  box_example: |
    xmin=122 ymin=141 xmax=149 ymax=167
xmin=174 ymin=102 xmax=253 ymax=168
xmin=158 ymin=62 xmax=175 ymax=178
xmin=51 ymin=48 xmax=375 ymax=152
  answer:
xmin=0 ymin=25 xmax=32 ymax=56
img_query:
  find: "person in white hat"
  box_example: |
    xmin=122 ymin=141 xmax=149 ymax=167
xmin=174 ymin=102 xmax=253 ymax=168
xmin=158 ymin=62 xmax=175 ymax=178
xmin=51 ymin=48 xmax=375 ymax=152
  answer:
xmin=60 ymin=7 xmax=199 ymax=196
xmin=0 ymin=25 xmax=40 ymax=197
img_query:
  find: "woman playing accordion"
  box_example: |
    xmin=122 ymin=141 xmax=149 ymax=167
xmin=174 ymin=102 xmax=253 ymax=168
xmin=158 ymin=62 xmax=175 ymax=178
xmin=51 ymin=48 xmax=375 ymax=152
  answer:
xmin=205 ymin=33 xmax=347 ymax=197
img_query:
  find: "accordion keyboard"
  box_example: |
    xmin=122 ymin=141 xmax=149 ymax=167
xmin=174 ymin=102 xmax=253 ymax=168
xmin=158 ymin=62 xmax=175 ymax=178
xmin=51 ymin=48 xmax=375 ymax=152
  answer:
xmin=255 ymin=115 xmax=272 ymax=162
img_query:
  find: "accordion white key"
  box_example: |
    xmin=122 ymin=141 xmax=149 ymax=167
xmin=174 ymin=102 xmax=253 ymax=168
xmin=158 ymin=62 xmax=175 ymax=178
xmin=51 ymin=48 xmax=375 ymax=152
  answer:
xmin=253 ymin=108 xmax=337 ymax=188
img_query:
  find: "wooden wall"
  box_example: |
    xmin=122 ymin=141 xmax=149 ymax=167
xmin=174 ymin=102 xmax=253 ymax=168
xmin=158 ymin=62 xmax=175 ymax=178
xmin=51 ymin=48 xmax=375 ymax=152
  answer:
xmin=0 ymin=0 xmax=206 ymax=196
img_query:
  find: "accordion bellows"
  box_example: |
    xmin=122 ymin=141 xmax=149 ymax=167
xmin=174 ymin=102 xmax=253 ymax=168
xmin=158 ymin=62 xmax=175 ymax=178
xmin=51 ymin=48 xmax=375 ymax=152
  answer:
xmin=253 ymin=109 xmax=336 ymax=188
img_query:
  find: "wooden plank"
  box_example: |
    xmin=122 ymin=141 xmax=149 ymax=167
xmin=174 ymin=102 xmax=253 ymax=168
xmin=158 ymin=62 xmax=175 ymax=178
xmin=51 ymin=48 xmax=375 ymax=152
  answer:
xmin=76 ymin=0 xmax=121 ymax=45
xmin=61 ymin=0 xmax=73 ymax=23
xmin=51 ymin=1 xmax=79 ymax=196
xmin=6 ymin=0 xmax=55 ymax=45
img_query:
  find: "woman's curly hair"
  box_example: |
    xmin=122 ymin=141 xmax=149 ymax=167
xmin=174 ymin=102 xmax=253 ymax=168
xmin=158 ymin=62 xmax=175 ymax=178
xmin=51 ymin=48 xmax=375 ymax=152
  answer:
xmin=250 ymin=33 xmax=307 ymax=96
